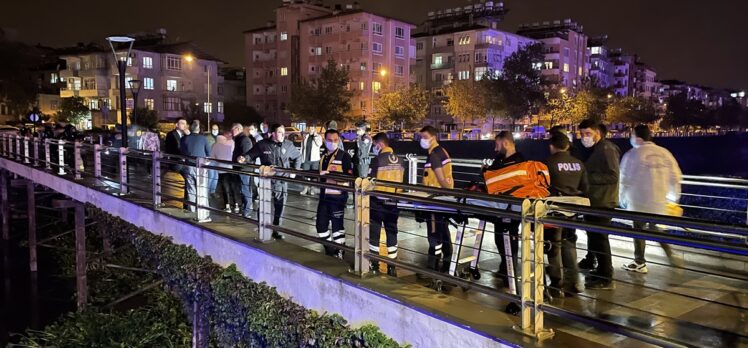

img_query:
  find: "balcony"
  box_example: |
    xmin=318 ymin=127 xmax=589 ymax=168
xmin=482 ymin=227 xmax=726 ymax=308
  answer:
xmin=78 ymin=89 xmax=108 ymax=98
xmin=430 ymin=62 xmax=454 ymax=70
xmin=59 ymin=69 xmax=79 ymax=79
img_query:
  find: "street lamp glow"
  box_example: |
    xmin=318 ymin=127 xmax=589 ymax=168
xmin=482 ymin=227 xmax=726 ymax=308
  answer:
xmin=380 ymin=69 xmax=387 ymax=77
xmin=560 ymin=88 xmax=567 ymax=94
xmin=607 ymin=94 xmax=613 ymax=99
xmin=106 ymin=36 xmax=135 ymax=44
xmin=184 ymin=54 xmax=195 ymax=62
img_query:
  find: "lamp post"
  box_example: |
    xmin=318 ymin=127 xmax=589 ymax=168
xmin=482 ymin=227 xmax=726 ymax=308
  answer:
xmin=106 ymin=36 xmax=135 ymax=148
xmin=128 ymin=79 xmax=141 ymax=127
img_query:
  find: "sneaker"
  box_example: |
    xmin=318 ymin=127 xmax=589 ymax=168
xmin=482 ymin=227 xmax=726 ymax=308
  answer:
xmin=585 ymin=280 xmax=615 ymax=290
xmin=271 ymin=231 xmax=285 ymax=240
xmin=578 ymin=258 xmax=597 ymax=270
xmin=300 ymin=188 xmax=309 ymax=196
xmin=224 ymin=204 xmax=232 ymax=213
xmin=233 ymin=204 xmax=240 ymax=214
xmin=622 ymin=262 xmax=648 ymax=274
xmin=369 ymin=261 xmax=380 ymax=274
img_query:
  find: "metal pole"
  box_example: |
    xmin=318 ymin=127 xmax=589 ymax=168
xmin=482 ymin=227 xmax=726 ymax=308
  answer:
xmin=353 ymin=178 xmax=372 ymax=276
xmin=23 ymin=136 xmax=30 ymax=164
xmin=27 ymin=181 xmax=37 ymax=272
xmin=15 ymin=135 xmax=21 ymax=161
xmin=118 ymin=60 xmax=128 ymax=148
xmin=1 ymin=170 xmax=8 ymax=241
xmin=257 ymin=166 xmax=273 ymax=242
xmin=532 ymin=200 xmax=554 ymax=340
xmin=119 ymin=147 xmax=128 ymax=194
xmin=207 ymin=64 xmax=210 ymax=130
xmin=74 ymin=142 xmax=82 ymax=180
xmin=93 ymin=144 xmax=102 ymax=179
xmin=44 ymin=139 xmax=51 ymax=170
xmin=195 ymin=157 xmax=210 ymax=222
xmin=32 ymin=137 xmax=39 ymax=167
xmin=152 ymin=151 xmax=161 ymax=207
xmin=75 ymin=203 xmax=87 ymax=309
xmin=57 ymin=140 xmax=65 ymax=175
xmin=518 ymin=199 xmax=532 ymax=331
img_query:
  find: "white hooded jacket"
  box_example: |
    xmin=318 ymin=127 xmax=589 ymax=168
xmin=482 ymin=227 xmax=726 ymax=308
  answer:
xmin=619 ymin=142 xmax=682 ymax=214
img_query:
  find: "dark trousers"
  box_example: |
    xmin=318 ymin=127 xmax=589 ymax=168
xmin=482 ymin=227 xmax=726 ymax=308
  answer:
xmin=316 ymin=195 xmax=347 ymax=255
xmin=585 ymin=215 xmax=613 ymax=279
xmin=369 ymin=198 xmax=399 ymax=258
xmin=238 ymin=173 xmax=253 ymax=215
xmin=546 ymin=227 xmax=581 ymax=288
xmin=271 ymin=180 xmax=287 ymax=225
xmin=218 ymin=173 xmax=239 ymax=207
xmin=494 ymin=219 xmax=520 ymax=285
xmin=633 ymin=222 xmax=673 ymax=264
xmin=426 ymin=213 xmax=452 ymax=271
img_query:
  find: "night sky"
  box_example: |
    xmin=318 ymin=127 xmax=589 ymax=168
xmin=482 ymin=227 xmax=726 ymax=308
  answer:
xmin=2 ymin=0 xmax=746 ymax=90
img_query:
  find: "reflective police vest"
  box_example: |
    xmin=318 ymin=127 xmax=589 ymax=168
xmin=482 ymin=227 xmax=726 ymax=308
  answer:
xmin=423 ymin=144 xmax=454 ymax=189
xmin=321 ymin=148 xmax=347 ymax=195
xmin=371 ymin=147 xmax=404 ymax=193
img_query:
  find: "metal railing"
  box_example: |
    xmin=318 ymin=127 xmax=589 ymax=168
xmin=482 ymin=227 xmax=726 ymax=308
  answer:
xmin=2 ymin=132 xmax=747 ymax=347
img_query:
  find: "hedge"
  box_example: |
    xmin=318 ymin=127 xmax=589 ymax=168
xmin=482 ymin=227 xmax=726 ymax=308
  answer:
xmin=87 ymin=206 xmax=408 ymax=348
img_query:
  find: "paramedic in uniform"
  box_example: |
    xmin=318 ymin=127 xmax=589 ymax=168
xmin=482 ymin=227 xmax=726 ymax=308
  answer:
xmin=483 ymin=131 xmax=526 ymax=286
xmin=316 ymin=129 xmax=354 ymax=258
xmin=419 ymin=126 xmax=454 ymax=273
xmin=545 ymin=131 xmax=588 ymax=297
xmin=367 ymin=132 xmax=404 ymax=276
xmin=241 ymin=124 xmax=302 ymax=240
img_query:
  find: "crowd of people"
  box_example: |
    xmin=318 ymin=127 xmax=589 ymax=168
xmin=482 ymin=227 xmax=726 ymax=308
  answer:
xmin=133 ymin=116 xmax=685 ymax=296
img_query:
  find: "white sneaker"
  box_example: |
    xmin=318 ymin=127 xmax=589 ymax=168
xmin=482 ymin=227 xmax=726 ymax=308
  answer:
xmin=224 ymin=204 xmax=232 ymax=212
xmin=300 ymin=188 xmax=309 ymax=196
xmin=622 ymin=262 xmax=648 ymax=274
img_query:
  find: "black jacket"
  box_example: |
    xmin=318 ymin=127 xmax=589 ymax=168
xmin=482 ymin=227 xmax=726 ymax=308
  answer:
xmin=232 ymin=133 xmax=254 ymax=163
xmin=546 ymin=151 xmax=588 ymax=197
xmin=247 ymin=139 xmax=302 ymax=175
xmin=164 ymin=130 xmax=182 ymax=156
xmin=585 ymin=139 xmax=620 ymax=208
xmin=485 ymin=152 xmax=526 ymax=172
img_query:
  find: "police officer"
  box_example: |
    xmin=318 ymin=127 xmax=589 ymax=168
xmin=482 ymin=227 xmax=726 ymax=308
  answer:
xmin=545 ymin=131 xmax=588 ymax=297
xmin=316 ymin=129 xmax=354 ymax=258
xmin=418 ymin=126 xmax=454 ymax=272
xmin=367 ymin=133 xmax=404 ymax=276
xmin=242 ymin=124 xmax=302 ymax=239
xmin=352 ymin=121 xmax=372 ymax=178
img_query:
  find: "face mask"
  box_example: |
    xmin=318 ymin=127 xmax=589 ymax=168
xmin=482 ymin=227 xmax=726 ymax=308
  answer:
xmin=211 ymin=130 xmax=219 ymax=136
xmin=357 ymin=129 xmax=365 ymax=136
xmin=630 ymin=137 xmax=640 ymax=148
xmin=261 ymin=125 xmax=268 ymax=133
xmin=372 ymin=145 xmax=381 ymax=156
xmin=325 ymin=140 xmax=338 ymax=152
xmin=581 ymin=136 xmax=595 ymax=148
xmin=420 ymin=138 xmax=432 ymax=150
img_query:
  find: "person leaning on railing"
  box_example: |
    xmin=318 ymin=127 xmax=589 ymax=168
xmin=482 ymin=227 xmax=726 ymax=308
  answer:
xmin=419 ymin=126 xmax=454 ymax=273
xmin=165 ymin=117 xmax=189 ymax=210
xmin=316 ymin=129 xmax=353 ymax=258
xmin=180 ymin=120 xmax=212 ymax=219
xmin=367 ymin=132 xmax=404 ymax=276
xmin=544 ymin=131 xmax=589 ymax=297
xmin=231 ymin=123 xmax=254 ymax=217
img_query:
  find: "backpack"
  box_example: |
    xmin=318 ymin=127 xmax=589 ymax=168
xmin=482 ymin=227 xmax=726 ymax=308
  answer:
xmin=483 ymin=161 xmax=551 ymax=198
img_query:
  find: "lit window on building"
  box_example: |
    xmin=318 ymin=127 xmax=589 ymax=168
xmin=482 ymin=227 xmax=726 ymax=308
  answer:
xmin=167 ymin=79 xmax=178 ymax=92
xmin=280 ymin=32 xmax=288 ymax=41
xmin=203 ymin=102 xmax=212 ymax=113
xmin=280 ymin=67 xmax=288 ymax=76
xmin=143 ymin=57 xmax=153 ymax=69
xmin=72 ymin=79 xmax=81 ymax=91
xmin=434 ymin=56 xmax=443 ymax=65
xmin=360 ymin=62 xmax=367 ymax=71
xmin=144 ymin=78 xmax=154 ymax=90
xmin=50 ymin=73 xmax=59 ymax=84
xmin=144 ymin=98 xmax=154 ymax=110
xmin=458 ymin=71 xmax=470 ymax=80
xmin=563 ymin=63 xmax=570 ymax=73
xmin=217 ymin=101 xmax=224 ymax=113
xmin=372 ymin=81 xmax=382 ymax=93
xmin=166 ymin=56 xmax=182 ymax=71
xmin=458 ymin=35 xmax=471 ymax=45
xmin=590 ymin=47 xmax=602 ymax=55
xmin=578 ymin=67 xmax=583 ymax=76
xmin=89 ymin=99 xmax=99 ymax=110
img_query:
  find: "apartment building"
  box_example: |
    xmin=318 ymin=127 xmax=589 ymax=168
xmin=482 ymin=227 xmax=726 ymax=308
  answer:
xmin=411 ymin=1 xmax=534 ymax=127
xmin=588 ymin=35 xmax=613 ymax=88
xmin=609 ymin=50 xmax=657 ymax=98
xmin=244 ymin=0 xmax=416 ymax=124
xmin=58 ymin=32 xmax=224 ymax=128
xmin=517 ymin=19 xmax=589 ymax=90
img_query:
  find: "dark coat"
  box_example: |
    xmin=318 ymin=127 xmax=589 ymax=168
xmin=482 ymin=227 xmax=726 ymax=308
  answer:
xmin=180 ymin=133 xmax=212 ymax=159
xmin=584 ymin=139 xmax=621 ymax=208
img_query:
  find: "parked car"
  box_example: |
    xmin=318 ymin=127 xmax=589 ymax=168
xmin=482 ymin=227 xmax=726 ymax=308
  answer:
xmin=0 ymin=125 xmax=19 ymax=134
xmin=462 ymin=128 xmax=483 ymax=140
xmin=285 ymin=126 xmax=302 ymax=142
xmin=340 ymin=129 xmax=358 ymax=142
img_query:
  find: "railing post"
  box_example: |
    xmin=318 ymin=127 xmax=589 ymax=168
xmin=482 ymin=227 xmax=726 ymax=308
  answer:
xmin=353 ymin=178 xmax=372 ymax=276
xmin=74 ymin=142 xmax=82 ymax=180
xmin=516 ymin=199 xmax=533 ymax=332
xmin=44 ymin=139 xmax=51 ymax=170
xmin=531 ymin=200 xmax=554 ymax=340
xmin=32 ymin=137 xmax=39 ymax=167
xmin=23 ymin=136 xmax=30 ymax=164
xmin=257 ymin=166 xmax=273 ymax=242
xmin=152 ymin=151 xmax=161 ymax=208
xmin=118 ymin=147 xmax=128 ymax=194
xmin=57 ymin=140 xmax=66 ymax=175
xmin=93 ymin=144 xmax=102 ymax=179
xmin=406 ymin=153 xmax=418 ymax=185
xmin=195 ymin=157 xmax=210 ymax=222
xmin=15 ymin=135 xmax=21 ymax=161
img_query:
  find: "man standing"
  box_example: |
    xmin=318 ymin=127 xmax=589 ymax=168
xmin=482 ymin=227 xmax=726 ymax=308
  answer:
xmin=367 ymin=133 xmax=404 ymax=276
xmin=545 ymin=131 xmax=588 ymax=296
xmin=352 ymin=121 xmax=373 ymax=178
xmin=165 ymin=117 xmax=188 ymax=209
xmin=316 ymin=129 xmax=354 ymax=258
xmin=577 ymin=119 xmax=620 ymax=290
xmin=207 ymin=123 xmax=219 ymax=148
xmin=180 ymin=121 xmax=212 ymax=217
xmin=419 ymin=126 xmax=454 ymax=272
xmin=300 ymin=127 xmax=323 ymax=195
xmin=244 ymin=124 xmax=302 ymax=239
xmin=248 ymin=123 xmax=263 ymax=144
xmin=483 ymin=131 xmax=526 ymax=286
xmin=231 ymin=123 xmax=254 ymax=217
xmin=620 ymin=125 xmax=682 ymax=274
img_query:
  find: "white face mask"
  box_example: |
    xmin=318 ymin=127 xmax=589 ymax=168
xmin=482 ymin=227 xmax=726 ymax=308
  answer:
xmin=372 ymin=145 xmax=381 ymax=156
xmin=581 ymin=136 xmax=595 ymax=148
xmin=211 ymin=130 xmax=219 ymax=136
xmin=419 ymin=138 xmax=432 ymax=150
xmin=325 ymin=140 xmax=338 ymax=152
xmin=357 ymin=129 xmax=365 ymax=136
xmin=630 ymin=137 xmax=640 ymax=148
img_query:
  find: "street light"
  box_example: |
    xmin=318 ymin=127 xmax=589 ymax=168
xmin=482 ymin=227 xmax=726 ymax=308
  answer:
xmin=560 ymin=88 xmax=567 ymax=95
xmin=183 ymin=54 xmax=211 ymax=130
xmin=106 ymin=35 xmax=135 ymax=148
xmin=128 ymin=79 xmax=141 ymax=126
xmin=607 ymin=94 xmax=613 ymax=99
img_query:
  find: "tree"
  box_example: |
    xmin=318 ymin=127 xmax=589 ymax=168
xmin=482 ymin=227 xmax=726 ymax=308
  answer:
xmin=484 ymin=43 xmax=546 ymax=125
xmin=713 ymin=98 xmax=743 ymax=130
xmin=55 ymin=96 xmax=90 ymax=125
xmin=0 ymin=40 xmax=41 ymax=118
xmin=661 ymin=94 xmax=706 ymax=130
xmin=287 ymin=59 xmax=353 ymax=126
xmin=444 ymin=80 xmax=489 ymax=138
xmin=373 ymin=84 xmax=430 ymax=128
xmin=222 ymin=101 xmax=262 ymax=128
xmin=133 ymin=108 xmax=159 ymax=129
xmin=605 ymin=96 xmax=657 ymax=126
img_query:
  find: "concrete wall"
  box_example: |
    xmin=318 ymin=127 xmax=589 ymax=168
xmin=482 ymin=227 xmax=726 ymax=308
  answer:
xmin=0 ymin=157 xmax=512 ymax=348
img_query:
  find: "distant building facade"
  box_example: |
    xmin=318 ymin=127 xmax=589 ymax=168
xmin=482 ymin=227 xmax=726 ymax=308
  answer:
xmin=243 ymin=0 xmax=416 ymax=124
xmin=517 ymin=19 xmax=589 ymax=90
xmin=587 ymin=35 xmax=613 ymax=88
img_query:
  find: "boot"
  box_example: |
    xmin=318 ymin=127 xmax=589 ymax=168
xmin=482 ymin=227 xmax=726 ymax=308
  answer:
xmin=369 ymin=261 xmax=380 ymax=274
xmin=271 ymin=231 xmax=285 ymax=240
xmin=440 ymin=258 xmax=451 ymax=274
xmin=427 ymin=255 xmax=440 ymax=272
xmin=387 ymin=265 xmax=397 ymax=277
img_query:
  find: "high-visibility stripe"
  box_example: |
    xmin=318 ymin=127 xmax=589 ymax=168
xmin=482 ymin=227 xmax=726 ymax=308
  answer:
xmin=485 ymin=170 xmax=528 ymax=185
xmin=441 ymin=158 xmax=451 ymax=165
xmin=424 ymin=163 xmax=431 ymax=168
xmin=369 ymin=244 xmax=380 ymax=252
xmin=387 ymin=252 xmax=398 ymax=259
xmin=318 ymin=231 xmax=330 ymax=239
xmin=387 ymin=246 xmax=398 ymax=252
